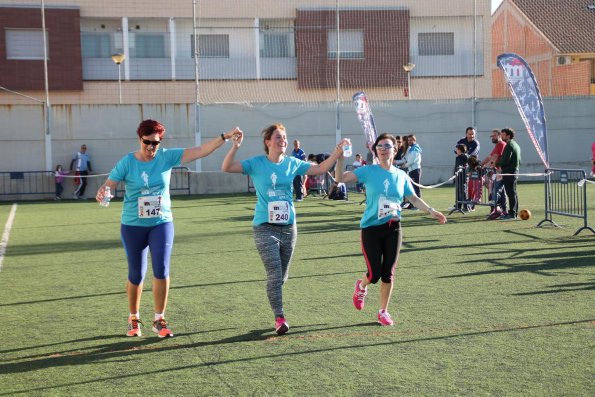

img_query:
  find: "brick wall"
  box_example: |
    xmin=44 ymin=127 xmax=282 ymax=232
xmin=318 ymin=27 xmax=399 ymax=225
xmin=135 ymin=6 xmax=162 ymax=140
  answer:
xmin=492 ymin=7 xmax=591 ymax=97
xmin=295 ymin=9 xmax=409 ymax=89
xmin=0 ymin=7 xmax=83 ymax=91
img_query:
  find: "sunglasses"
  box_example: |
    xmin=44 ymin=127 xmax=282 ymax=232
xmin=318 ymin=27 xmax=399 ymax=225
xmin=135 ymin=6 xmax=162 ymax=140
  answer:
xmin=142 ymin=139 xmax=161 ymax=146
xmin=376 ymin=143 xmax=394 ymax=150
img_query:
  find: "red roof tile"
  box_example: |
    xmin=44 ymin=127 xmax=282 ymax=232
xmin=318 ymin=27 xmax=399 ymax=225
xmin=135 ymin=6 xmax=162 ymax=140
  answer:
xmin=511 ymin=0 xmax=595 ymax=53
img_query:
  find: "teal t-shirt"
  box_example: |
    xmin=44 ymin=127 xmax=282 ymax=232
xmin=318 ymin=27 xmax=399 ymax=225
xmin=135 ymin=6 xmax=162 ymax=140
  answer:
xmin=108 ymin=147 xmax=184 ymax=226
xmin=241 ymin=155 xmax=311 ymax=226
xmin=353 ymin=164 xmax=415 ymax=228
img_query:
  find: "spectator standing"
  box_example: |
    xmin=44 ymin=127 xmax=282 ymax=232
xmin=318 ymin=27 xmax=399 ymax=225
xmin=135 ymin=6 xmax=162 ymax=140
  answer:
xmin=404 ymin=134 xmax=422 ymax=209
xmin=497 ymin=128 xmax=521 ymax=220
xmin=95 ymin=119 xmax=241 ymax=338
xmin=482 ymin=129 xmax=507 ymax=219
xmin=291 ymin=140 xmax=306 ymax=201
xmin=452 ymin=144 xmax=468 ymax=211
xmin=70 ymin=144 xmax=92 ymax=199
xmin=352 ymin=153 xmax=365 ymax=192
xmin=54 ymin=164 xmax=69 ymax=200
xmin=456 ymin=127 xmax=480 ymax=157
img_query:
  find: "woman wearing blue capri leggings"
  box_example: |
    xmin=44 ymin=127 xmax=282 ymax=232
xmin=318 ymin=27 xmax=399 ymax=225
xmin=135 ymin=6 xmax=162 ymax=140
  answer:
xmin=336 ymin=133 xmax=447 ymax=326
xmin=96 ymin=119 xmax=241 ymax=338
xmin=222 ymin=123 xmax=349 ymax=335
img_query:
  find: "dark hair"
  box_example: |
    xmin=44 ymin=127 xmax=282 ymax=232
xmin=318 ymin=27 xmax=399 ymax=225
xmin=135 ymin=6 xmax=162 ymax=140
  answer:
xmin=372 ymin=133 xmax=397 ymax=156
xmin=261 ymin=123 xmax=286 ymax=154
xmin=468 ymin=155 xmax=479 ymax=167
xmin=137 ymin=119 xmax=166 ymax=139
xmin=456 ymin=144 xmax=467 ymax=153
xmin=465 ymin=126 xmax=475 ymax=133
xmin=501 ymin=127 xmax=515 ymax=139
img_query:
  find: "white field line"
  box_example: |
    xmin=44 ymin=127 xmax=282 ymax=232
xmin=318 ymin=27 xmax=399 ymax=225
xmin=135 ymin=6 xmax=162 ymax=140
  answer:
xmin=0 ymin=203 xmax=17 ymax=272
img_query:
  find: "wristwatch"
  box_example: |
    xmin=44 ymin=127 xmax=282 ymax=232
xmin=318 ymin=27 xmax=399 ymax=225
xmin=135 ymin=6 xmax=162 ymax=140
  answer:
xmin=220 ymin=133 xmax=228 ymax=142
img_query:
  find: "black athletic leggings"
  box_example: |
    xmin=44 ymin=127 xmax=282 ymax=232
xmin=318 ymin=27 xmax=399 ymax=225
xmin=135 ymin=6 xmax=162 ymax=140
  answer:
xmin=360 ymin=219 xmax=402 ymax=284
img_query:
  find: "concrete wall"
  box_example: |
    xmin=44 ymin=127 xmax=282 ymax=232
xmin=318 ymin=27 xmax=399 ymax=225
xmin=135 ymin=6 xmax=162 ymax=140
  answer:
xmin=1 ymin=97 xmax=593 ymax=199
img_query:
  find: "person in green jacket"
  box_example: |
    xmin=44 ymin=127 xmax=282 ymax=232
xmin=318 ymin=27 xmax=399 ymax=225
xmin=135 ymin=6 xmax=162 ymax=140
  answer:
xmin=497 ymin=128 xmax=521 ymax=220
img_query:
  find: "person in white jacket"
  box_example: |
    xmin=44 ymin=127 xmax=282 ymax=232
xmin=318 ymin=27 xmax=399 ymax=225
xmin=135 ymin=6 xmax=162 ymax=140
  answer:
xmin=404 ymin=135 xmax=422 ymax=209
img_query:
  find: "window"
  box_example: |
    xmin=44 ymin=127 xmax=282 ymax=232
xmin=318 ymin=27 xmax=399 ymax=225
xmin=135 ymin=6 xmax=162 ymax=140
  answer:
xmin=5 ymin=29 xmax=48 ymax=60
xmin=260 ymin=33 xmax=291 ymax=58
xmin=327 ymin=30 xmax=364 ymax=59
xmin=418 ymin=32 xmax=454 ymax=56
xmin=134 ymin=33 xmax=166 ymax=58
xmin=81 ymin=32 xmax=111 ymax=58
xmin=191 ymin=34 xmax=229 ymax=58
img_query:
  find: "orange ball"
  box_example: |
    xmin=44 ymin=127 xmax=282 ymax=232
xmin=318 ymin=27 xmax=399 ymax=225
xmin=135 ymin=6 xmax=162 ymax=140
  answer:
xmin=519 ymin=209 xmax=531 ymax=220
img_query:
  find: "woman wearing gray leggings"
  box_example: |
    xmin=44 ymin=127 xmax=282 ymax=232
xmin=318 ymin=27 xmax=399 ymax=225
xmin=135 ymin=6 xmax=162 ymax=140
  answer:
xmin=222 ymin=123 xmax=347 ymax=335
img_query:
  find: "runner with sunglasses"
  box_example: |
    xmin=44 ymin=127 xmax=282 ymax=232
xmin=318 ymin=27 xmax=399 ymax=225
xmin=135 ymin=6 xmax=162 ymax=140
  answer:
xmin=336 ymin=133 xmax=446 ymax=326
xmin=96 ymin=119 xmax=241 ymax=338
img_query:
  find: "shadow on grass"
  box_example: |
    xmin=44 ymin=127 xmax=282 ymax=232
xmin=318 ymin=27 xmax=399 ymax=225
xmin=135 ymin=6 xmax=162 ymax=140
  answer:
xmin=513 ymin=280 xmax=595 ymax=295
xmin=0 ymin=321 xmax=378 ymax=375
xmin=439 ymin=246 xmax=594 ymax=279
xmin=1 ymin=318 xmax=592 ymax=395
xmin=0 ymin=270 xmax=361 ymax=307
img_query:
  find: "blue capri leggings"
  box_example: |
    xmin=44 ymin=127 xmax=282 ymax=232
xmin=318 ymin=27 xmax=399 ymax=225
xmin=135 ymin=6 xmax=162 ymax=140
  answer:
xmin=121 ymin=222 xmax=174 ymax=285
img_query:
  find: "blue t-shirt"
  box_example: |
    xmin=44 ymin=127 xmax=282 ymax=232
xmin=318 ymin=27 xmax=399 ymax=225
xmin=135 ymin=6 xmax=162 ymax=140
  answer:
xmin=353 ymin=165 xmax=415 ymax=229
xmin=241 ymin=155 xmax=311 ymax=226
xmin=108 ymin=147 xmax=184 ymax=226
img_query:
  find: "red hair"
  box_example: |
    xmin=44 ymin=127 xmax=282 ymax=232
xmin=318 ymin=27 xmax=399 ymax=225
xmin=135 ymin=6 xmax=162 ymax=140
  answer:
xmin=137 ymin=119 xmax=166 ymax=139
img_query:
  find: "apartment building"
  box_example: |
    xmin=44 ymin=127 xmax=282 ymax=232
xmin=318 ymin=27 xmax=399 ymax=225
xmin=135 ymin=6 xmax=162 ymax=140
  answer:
xmin=0 ymin=0 xmax=492 ymax=105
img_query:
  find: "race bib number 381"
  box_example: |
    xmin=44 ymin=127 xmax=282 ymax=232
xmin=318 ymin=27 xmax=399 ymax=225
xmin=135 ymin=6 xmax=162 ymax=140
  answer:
xmin=138 ymin=196 xmax=162 ymax=218
xmin=268 ymin=200 xmax=290 ymax=224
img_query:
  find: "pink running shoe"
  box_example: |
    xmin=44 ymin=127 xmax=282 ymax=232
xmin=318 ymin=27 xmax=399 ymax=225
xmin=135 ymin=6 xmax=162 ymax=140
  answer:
xmin=377 ymin=310 xmax=394 ymax=326
xmin=352 ymin=280 xmax=367 ymax=310
xmin=275 ymin=317 xmax=289 ymax=336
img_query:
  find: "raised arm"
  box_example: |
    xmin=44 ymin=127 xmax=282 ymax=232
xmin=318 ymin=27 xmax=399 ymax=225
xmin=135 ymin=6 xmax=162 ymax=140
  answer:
xmin=181 ymin=127 xmax=242 ymax=164
xmin=334 ymin=154 xmax=358 ymax=184
xmin=221 ymin=130 xmax=245 ymax=173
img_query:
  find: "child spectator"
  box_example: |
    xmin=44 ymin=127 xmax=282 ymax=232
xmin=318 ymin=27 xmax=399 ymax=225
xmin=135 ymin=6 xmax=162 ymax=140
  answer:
xmin=453 ymin=144 xmax=468 ymax=211
xmin=467 ymin=155 xmax=483 ymax=209
xmin=54 ymin=164 xmax=69 ymax=200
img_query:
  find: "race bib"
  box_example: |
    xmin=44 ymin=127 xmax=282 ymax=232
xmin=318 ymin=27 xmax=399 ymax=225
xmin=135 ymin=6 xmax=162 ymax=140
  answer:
xmin=268 ymin=201 xmax=290 ymax=224
xmin=378 ymin=197 xmax=400 ymax=220
xmin=138 ymin=195 xmax=162 ymax=218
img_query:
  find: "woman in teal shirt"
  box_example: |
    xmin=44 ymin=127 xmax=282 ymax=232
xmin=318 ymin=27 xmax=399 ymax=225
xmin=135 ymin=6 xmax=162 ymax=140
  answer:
xmin=96 ymin=119 xmax=240 ymax=338
xmin=337 ymin=133 xmax=447 ymax=326
xmin=222 ymin=123 xmax=348 ymax=335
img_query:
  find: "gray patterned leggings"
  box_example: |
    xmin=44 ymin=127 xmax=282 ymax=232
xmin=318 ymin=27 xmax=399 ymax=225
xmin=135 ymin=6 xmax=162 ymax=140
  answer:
xmin=252 ymin=223 xmax=297 ymax=318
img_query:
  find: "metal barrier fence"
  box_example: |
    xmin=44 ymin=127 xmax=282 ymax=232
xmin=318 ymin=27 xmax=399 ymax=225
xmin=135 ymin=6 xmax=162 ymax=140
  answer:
xmin=449 ymin=166 xmax=497 ymax=215
xmin=537 ymin=168 xmax=594 ymax=236
xmin=0 ymin=171 xmax=55 ymax=198
xmin=1 ymin=167 xmax=191 ymax=201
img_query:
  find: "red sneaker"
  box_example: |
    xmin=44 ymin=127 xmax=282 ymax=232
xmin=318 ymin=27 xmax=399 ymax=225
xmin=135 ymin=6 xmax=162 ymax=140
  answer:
xmin=352 ymin=280 xmax=367 ymax=310
xmin=126 ymin=316 xmax=143 ymax=337
xmin=152 ymin=318 xmax=174 ymax=338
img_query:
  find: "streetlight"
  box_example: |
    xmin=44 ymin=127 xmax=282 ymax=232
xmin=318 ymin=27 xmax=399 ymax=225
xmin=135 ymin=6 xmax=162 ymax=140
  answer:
xmin=403 ymin=62 xmax=415 ymax=100
xmin=111 ymin=53 xmax=126 ymax=104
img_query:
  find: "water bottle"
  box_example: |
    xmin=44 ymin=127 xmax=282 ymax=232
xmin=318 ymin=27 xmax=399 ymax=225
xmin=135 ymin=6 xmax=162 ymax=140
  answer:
xmin=342 ymin=140 xmax=353 ymax=158
xmin=100 ymin=186 xmax=112 ymax=207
